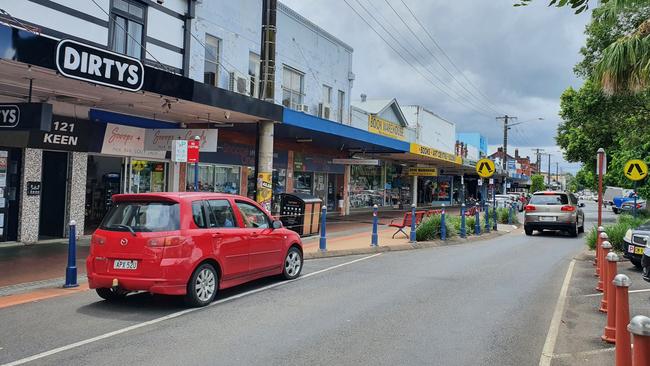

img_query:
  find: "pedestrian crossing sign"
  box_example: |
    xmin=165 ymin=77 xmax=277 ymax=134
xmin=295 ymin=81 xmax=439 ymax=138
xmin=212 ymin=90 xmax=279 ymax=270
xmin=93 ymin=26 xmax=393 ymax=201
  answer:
xmin=476 ymin=158 xmax=495 ymax=178
xmin=624 ymin=159 xmax=648 ymax=181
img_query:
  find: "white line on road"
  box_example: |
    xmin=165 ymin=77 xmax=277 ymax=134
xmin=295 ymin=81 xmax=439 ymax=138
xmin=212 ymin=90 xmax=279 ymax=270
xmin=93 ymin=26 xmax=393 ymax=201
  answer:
xmin=580 ymin=288 xmax=650 ymax=298
xmin=0 ymin=253 xmax=383 ymax=366
xmin=538 ymin=259 xmax=576 ymax=366
xmin=551 ymin=347 xmax=615 ymax=359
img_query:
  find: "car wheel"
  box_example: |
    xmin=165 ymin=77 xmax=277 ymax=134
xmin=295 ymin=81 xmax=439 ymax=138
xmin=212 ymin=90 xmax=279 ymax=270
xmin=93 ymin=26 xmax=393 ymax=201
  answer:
xmin=185 ymin=263 xmax=218 ymax=307
xmin=631 ymin=257 xmax=643 ymax=270
xmin=283 ymin=247 xmax=303 ymax=280
xmin=524 ymin=226 xmax=533 ymax=236
xmin=613 ymin=207 xmax=620 ymax=214
xmin=578 ymin=220 xmax=585 ymax=234
xmin=569 ymin=221 xmax=578 ymax=238
xmin=96 ymin=287 xmax=129 ymax=301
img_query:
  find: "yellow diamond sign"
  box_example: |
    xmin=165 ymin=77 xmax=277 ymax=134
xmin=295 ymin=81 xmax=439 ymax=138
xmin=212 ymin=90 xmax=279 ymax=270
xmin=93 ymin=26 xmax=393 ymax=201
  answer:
xmin=624 ymin=159 xmax=648 ymax=181
xmin=476 ymin=158 xmax=496 ymax=178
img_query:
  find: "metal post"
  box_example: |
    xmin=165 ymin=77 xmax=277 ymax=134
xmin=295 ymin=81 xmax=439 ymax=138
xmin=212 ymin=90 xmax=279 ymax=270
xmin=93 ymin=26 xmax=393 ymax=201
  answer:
xmin=492 ymin=185 xmax=497 ymax=231
xmin=194 ymin=135 xmax=200 ymax=192
xmin=628 ymin=315 xmax=650 ymax=366
xmin=634 ymin=181 xmax=638 ymax=219
xmin=371 ymin=204 xmax=378 ymax=247
xmin=508 ymin=203 xmax=513 ymax=225
xmin=64 ymin=220 xmax=78 ymax=288
xmin=597 ymin=148 xmax=605 ymax=228
xmin=475 ymin=203 xmax=480 ymax=235
xmin=409 ymin=203 xmax=416 ymax=243
xmin=319 ymin=206 xmax=327 ymax=252
xmin=441 ymin=204 xmax=447 ymax=241
xmin=460 ymin=203 xmax=466 ymax=238
xmin=484 ymin=198 xmax=490 ymax=233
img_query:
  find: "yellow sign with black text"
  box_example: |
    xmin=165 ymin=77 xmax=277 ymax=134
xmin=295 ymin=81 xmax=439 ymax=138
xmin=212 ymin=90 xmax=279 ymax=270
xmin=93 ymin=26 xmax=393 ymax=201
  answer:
xmin=408 ymin=167 xmax=438 ymax=177
xmin=476 ymin=158 xmax=496 ymax=178
xmin=368 ymin=115 xmax=405 ymax=141
xmin=624 ymin=159 xmax=648 ymax=181
xmin=409 ymin=143 xmax=462 ymax=165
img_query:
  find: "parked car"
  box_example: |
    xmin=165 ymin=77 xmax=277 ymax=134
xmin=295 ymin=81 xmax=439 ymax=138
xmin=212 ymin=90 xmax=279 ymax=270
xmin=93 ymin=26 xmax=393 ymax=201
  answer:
xmin=524 ymin=191 xmax=585 ymax=237
xmin=623 ymin=222 xmax=650 ymax=269
xmin=86 ymin=192 xmax=303 ymax=307
xmin=495 ymin=194 xmax=513 ymax=208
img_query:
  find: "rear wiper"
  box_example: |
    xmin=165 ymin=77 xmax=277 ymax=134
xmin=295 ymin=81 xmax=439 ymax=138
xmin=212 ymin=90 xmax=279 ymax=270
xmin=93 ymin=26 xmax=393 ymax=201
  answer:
xmin=112 ymin=224 xmax=136 ymax=237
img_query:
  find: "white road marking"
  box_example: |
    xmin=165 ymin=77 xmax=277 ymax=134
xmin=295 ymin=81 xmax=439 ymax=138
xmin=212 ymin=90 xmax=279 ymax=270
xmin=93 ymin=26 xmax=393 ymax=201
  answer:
xmin=551 ymin=347 xmax=615 ymax=359
xmin=0 ymin=253 xmax=382 ymax=366
xmin=580 ymin=288 xmax=650 ymax=298
xmin=539 ymin=259 xmax=576 ymax=366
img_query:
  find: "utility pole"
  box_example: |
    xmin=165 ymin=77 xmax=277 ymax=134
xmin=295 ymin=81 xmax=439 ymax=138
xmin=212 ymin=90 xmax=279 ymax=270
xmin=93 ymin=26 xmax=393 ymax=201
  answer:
xmin=555 ymin=162 xmax=559 ymax=186
xmin=496 ymin=115 xmax=517 ymax=172
xmin=255 ymin=0 xmax=277 ymax=211
xmin=547 ymin=154 xmax=551 ymax=186
xmin=533 ymin=148 xmax=544 ymax=175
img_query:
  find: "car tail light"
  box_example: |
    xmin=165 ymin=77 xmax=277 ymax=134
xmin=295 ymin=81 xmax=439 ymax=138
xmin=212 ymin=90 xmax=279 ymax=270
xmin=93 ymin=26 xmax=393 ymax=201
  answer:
xmin=148 ymin=236 xmax=186 ymax=247
xmin=91 ymin=234 xmax=105 ymax=246
xmin=524 ymin=205 xmax=536 ymax=211
xmin=561 ymin=205 xmax=576 ymax=212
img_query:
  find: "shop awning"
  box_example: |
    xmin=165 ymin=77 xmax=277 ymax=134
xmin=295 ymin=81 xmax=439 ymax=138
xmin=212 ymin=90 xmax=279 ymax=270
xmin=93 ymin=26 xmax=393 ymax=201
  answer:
xmin=278 ymin=109 xmax=410 ymax=154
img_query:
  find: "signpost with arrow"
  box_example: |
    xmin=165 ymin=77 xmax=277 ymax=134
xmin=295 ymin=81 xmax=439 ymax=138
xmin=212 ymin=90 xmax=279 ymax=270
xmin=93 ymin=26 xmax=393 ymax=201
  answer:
xmin=623 ymin=159 xmax=648 ymax=218
xmin=476 ymin=159 xmax=497 ymax=229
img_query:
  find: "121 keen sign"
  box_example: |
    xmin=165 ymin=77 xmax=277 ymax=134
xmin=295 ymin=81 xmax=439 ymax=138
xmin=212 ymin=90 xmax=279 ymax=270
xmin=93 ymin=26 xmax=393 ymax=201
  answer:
xmin=56 ymin=39 xmax=144 ymax=92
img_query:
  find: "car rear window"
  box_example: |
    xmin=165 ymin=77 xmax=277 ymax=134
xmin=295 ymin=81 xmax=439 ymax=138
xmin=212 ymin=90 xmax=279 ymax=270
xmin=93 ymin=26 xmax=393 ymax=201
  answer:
xmin=529 ymin=194 xmax=569 ymax=205
xmin=100 ymin=201 xmax=180 ymax=232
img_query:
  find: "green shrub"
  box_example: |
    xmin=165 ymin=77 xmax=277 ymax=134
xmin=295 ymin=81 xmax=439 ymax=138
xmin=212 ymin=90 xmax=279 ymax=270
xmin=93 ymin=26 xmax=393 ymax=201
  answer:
xmin=465 ymin=216 xmax=482 ymax=235
xmin=586 ymin=226 xmax=598 ymax=250
xmin=585 ymin=213 xmax=650 ymax=251
xmin=415 ymin=213 xmax=457 ymax=241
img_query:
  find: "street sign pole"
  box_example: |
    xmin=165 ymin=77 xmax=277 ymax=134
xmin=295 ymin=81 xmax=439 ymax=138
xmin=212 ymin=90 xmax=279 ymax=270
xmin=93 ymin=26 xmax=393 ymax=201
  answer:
xmin=634 ymin=180 xmax=638 ymax=219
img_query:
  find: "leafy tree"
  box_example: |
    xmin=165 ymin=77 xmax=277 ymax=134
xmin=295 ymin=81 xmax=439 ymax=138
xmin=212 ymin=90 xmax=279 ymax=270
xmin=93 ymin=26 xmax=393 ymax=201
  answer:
xmin=530 ymin=174 xmax=547 ymax=193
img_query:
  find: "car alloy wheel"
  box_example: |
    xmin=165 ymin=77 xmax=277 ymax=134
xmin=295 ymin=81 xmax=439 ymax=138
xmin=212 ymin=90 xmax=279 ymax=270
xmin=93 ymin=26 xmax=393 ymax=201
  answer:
xmin=195 ymin=267 xmax=216 ymax=302
xmin=283 ymin=248 xmax=302 ymax=280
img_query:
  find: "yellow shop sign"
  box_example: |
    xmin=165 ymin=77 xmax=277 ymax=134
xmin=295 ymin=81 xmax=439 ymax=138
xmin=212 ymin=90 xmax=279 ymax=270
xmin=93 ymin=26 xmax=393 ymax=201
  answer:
xmin=410 ymin=143 xmax=462 ymax=165
xmin=408 ymin=167 xmax=438 ymax=177
xmin=368 ymin=115 xmax=405 ymax=140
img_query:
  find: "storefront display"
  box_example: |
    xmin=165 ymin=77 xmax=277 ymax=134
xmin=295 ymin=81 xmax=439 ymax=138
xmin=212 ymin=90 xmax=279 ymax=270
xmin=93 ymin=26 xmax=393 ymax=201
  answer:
xmin=350 ymin=165 xmax=383 ymax=208
xmin=130 ymin=160 xmax=167 ymax=193
xmin=418 ymin=175 xmax=454 ymax=205
xmin=186 ymin=164 xmax=241 ymax=194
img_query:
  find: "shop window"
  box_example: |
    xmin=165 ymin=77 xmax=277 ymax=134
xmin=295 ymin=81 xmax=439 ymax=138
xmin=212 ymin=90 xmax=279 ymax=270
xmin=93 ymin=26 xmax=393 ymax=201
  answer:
xmin=293 ymin=172 xmax=313 ymax=195
xmin=186 ymin=164 xmax=240 ymax=194
xmin=235 ymin=201 xmax=270 ymax=229
xmin=281 ymin=66 xmax=304 ymax=109
xmin=130 ymin=160 xmax=167 ymax=193
xmin=204 ymin=34 xmax=221 ymax=86
xmin=350 ymin=165 xmax=383 ymax=208
xmin=109 ymin=0 xmax=145 ymax=59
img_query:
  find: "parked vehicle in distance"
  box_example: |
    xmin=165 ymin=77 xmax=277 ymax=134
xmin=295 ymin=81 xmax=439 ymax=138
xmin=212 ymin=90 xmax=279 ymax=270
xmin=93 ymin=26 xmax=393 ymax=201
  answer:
xmin=86 ymin=192 xmax=303 ymax=307
xmin=523 ymin=191 xmax=585 ymax=237
xmin=623 ymin=222 xmax=650 ymax=269
xmin=495 ymin=194 xmax=513 ymax=208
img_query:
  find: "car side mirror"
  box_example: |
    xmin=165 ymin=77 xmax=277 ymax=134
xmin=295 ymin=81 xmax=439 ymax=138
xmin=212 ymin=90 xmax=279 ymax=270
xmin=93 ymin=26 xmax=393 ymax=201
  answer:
xmin=272 ymin=220 xmax=283 ymax=229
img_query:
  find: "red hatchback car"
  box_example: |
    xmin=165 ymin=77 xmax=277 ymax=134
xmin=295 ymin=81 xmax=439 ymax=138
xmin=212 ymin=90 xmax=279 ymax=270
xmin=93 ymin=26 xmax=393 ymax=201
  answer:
xmin=86 ymin=192 xmax=303 ymax=307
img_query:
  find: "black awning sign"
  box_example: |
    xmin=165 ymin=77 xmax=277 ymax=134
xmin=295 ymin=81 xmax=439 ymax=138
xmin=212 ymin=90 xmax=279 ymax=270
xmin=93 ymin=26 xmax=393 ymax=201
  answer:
xmin=56 ymin=39 xmax=144 ymax=92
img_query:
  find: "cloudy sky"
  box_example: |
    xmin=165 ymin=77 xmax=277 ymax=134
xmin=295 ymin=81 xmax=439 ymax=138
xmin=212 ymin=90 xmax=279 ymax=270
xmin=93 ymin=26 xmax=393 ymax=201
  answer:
xmin=281 ymin=0 xmax=591 ymax=173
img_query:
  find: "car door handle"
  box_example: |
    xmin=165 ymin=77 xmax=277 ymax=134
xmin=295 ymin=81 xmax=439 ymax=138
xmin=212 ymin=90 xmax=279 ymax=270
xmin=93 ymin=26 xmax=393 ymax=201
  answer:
xmin=250 ymin=232 xmax=259 ymax=237
xmin=211 ymin=233 xmax=222 ymax=238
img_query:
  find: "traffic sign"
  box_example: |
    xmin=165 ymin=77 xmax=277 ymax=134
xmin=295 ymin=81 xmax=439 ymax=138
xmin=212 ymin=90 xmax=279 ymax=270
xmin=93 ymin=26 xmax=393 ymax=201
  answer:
xmin=476 ymin=158 xmax=495 ymax=178
xmin=624 ymin=159 xmax=648 ymax=181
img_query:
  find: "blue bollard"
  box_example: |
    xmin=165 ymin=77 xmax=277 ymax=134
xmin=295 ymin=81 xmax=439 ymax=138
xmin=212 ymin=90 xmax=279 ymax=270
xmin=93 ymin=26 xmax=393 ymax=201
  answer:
xmin=371 ymin=204 xmax=378 ymax=247
xmin=475 ymin=204 xmax=481 ymax=235
xmin=493 ymin=204 xmax=498 ymax=231
xmin=441 ymin=204 xmax=447 ymax=240
xmin=64 ymin=220 xmax=78 ymax=288
xmin=460 ymin=203 xmax=466 ymax=238
xmin=484 ymin=202 xmax=490 ymax=233
xmin=508 ymin=204 xmax=513 ymax=225
xmin=319 ymin=206 xmax=327 ymax=252
xmin=409 ymin=204 xmax=417 ymax=243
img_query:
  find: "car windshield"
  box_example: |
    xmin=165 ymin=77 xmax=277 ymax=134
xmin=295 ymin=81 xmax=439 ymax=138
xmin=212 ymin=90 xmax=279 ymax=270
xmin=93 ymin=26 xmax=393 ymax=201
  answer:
xmin=100 ymin=201 xmax=180 ymax=232
xmin=529 ymin=194 xmax=569 ymax=205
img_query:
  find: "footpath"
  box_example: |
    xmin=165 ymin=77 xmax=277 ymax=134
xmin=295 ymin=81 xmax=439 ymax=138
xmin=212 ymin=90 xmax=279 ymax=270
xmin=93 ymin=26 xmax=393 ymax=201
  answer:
xmin=0 ymin=207 xmax=513 ymax=309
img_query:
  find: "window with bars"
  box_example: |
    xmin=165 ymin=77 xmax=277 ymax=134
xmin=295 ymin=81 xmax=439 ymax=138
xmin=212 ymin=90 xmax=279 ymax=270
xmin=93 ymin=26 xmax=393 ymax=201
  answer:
xmin=204 ymin=34 xmax=221 ymax=86
xmin=281 ymin=66 xmax=304 ymax=109
xmin=109 ymin=0 xmax=145 ymax=59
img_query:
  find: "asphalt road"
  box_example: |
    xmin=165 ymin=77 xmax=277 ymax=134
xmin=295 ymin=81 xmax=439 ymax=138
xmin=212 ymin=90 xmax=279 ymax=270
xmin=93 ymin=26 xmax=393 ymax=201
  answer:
xmin=0 ymin=200 xmax=613 ymax=366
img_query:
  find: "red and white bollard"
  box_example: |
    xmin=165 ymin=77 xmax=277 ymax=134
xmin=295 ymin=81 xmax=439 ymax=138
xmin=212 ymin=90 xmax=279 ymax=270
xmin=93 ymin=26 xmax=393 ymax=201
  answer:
xmin=598 ymin=239 xmax=611 ymax=293
xmin=614 ymin=274 xmax=632 ymax=366
xmin=602 ymin=252 xmax=619 ymax=342
xmin=595 ymin=226 xmax=605 ymax=272
xmin=628 ymin=315 xmax=650 ymax=366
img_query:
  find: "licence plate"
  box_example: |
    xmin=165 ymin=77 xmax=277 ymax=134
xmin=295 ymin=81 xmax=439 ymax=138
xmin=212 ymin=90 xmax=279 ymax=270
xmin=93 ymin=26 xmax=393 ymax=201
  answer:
xmin=539 ymin=216 xmax=556 ymax=222
xmin=627 ymin=245 xmax=645 ymax=255
xmin=113 ymin=260 xmax=138 ymax=270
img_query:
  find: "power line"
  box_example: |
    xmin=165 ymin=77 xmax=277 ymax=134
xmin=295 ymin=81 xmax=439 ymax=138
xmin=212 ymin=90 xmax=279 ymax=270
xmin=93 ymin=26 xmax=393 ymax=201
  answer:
xmin=398 ymin=0 xmax=505 ymax=114
xmin=380 ymin=0 xmax=503 ymax=116
xmin=342 ymin=0 xmax=495 ymax=118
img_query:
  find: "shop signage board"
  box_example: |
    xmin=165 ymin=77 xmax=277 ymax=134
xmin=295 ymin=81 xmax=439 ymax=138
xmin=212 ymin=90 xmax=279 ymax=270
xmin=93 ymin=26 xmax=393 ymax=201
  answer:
xmin=29 ymin=116 xmax=89 ymax=152
xmin=0 ymin=103 xmax=52 ymax=131
xmin=145 ymin=129 xmax=218 ymax=152
xmin=56 ymin=39 xmax=144 ymax=92
xmin=171 ymin=140 xmax=188 ymax=162
xmin=623 ymin=159 xmax=648 ymax=181
xmin=26 ymin=182 xmax=41 ymax=196
xmin=331 ymin=158 xmax=379 ymax=166
xmin=101 ymin=123 xmax=165 ymax=159
xmin=409 ymin=143 xmax=462 ymax=165
xmin=368 ymin=115 xmax=405 ymax=141
xmin=187 ymin=139 xmax=200 ymax=163
xmin=408 ymin=167 xmax=438 ymax=177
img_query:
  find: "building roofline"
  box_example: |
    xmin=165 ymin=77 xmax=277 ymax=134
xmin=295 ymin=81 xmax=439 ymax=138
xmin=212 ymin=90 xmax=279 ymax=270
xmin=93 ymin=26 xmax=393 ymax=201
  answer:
xmin=278 ymin=2 xmax=354 ymax=53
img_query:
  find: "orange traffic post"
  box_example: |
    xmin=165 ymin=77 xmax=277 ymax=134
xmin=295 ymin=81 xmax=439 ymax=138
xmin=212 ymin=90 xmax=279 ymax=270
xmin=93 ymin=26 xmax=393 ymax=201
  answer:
xmin=598 ymin=232 xmax=608 ymax=279
xmin=598 ymin=240 xmax=612 ymax=293
xmin=595 ymin=226 xmax=604 ymax=272
xmin=602 ymin=252 xmax=619 ymax=342
xmin=614 ymin=274 xmax=632 ymax=366
xmin=628 ymin=315 xmax=650 ymax=366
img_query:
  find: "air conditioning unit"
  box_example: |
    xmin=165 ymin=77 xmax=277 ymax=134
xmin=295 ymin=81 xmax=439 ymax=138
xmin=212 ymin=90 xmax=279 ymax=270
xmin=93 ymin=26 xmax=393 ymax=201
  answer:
xmin=297 ymin=104 xmax=309 ymax=113
xmin=318 ymin=103 xmax=331 ymax=119
xmin=228 ymin=71 xmax=250 ymax=95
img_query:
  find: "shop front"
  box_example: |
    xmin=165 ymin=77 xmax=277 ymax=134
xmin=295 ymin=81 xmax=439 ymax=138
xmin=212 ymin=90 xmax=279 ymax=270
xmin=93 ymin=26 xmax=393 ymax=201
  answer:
xmin=291 ymin=152 xmax=344 ymax=211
